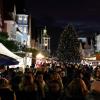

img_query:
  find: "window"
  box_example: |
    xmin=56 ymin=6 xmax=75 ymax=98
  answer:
xmin=44 ymin=38 xmax=48 ymax=46
xmin=24 ymin=17 xmax=27 ymax=21
xmin=24 ymin=27 xmax=27 ymax=33
xmin=19 ymin=16 xmax=22 ymax=20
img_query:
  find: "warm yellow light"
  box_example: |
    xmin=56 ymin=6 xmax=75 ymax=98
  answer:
xmin=44 ymin=43 xmax=48 ymax=46
xmin=36 ymin=53 xmax=44 ymax=59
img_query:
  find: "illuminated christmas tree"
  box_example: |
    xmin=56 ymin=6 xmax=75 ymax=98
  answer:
xmin=57 ymin=24 xmax=81 ymax=63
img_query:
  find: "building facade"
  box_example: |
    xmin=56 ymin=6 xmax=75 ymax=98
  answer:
xmin=4 ymin=20 xmax=17 ymax=40
xmin=37 ymin=26 xmax=51 ymax=55
xmin=96 ymin=34 xmax=100 ymax=52
xmin=16 ymin=14 xmax=31 ymax=48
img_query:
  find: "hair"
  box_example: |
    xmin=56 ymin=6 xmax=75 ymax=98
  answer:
xmin=74 ymin=69 xmax=83 ymax=78
xmin=49 ymin=80 xmax=61 ymax=88
xmin=0 ymin=78 xmax=9 ymax=88
xmin=35 ymin=71 xmax=43 ymax=77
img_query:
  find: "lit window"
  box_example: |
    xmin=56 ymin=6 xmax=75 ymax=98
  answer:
xmin=24 ymin=17 xmax=27 ymax=21
xmin=24 ymin=27 xmax=27 ymax=33
xmin=19 ymin=16 xmax=22 ymax=20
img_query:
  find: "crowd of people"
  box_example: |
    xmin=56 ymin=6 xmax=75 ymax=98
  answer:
xmin=0 ymin=62 xmax=100 ymax=100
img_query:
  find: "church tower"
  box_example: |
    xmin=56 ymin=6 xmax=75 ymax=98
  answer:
xmin=41 ymin=26 xmax=50 ymax=54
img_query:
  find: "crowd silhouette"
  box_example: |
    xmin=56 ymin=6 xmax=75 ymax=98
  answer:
xmin=0 ymin=62 xmax=100 ymax=100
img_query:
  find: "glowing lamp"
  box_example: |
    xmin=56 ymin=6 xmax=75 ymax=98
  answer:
xmin=36 ymin=53 xmax=44 ymax=59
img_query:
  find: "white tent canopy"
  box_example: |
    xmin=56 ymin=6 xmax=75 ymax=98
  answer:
xmin=0 ymin=43 xmax=22 ymax=60
xmin=0 ymin=43 xmax=25 ymax=70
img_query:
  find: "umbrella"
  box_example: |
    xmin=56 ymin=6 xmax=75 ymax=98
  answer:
xmin=0 ymin=54 xmax=19 ymax=65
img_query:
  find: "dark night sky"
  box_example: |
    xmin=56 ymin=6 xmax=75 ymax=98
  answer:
xmin=24 ymin=0 xmax=100 ymax=21
xmin=5 ymin=0 xmax=100 ymax=30
xmin=18 ymin=0 xmax=100 ymax=31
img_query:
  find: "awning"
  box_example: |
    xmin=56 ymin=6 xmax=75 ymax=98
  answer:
xmin=0 ymin=54 xmax=19 ymax=66
xmin=0 ymin=43 xmax=22 ymax=60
